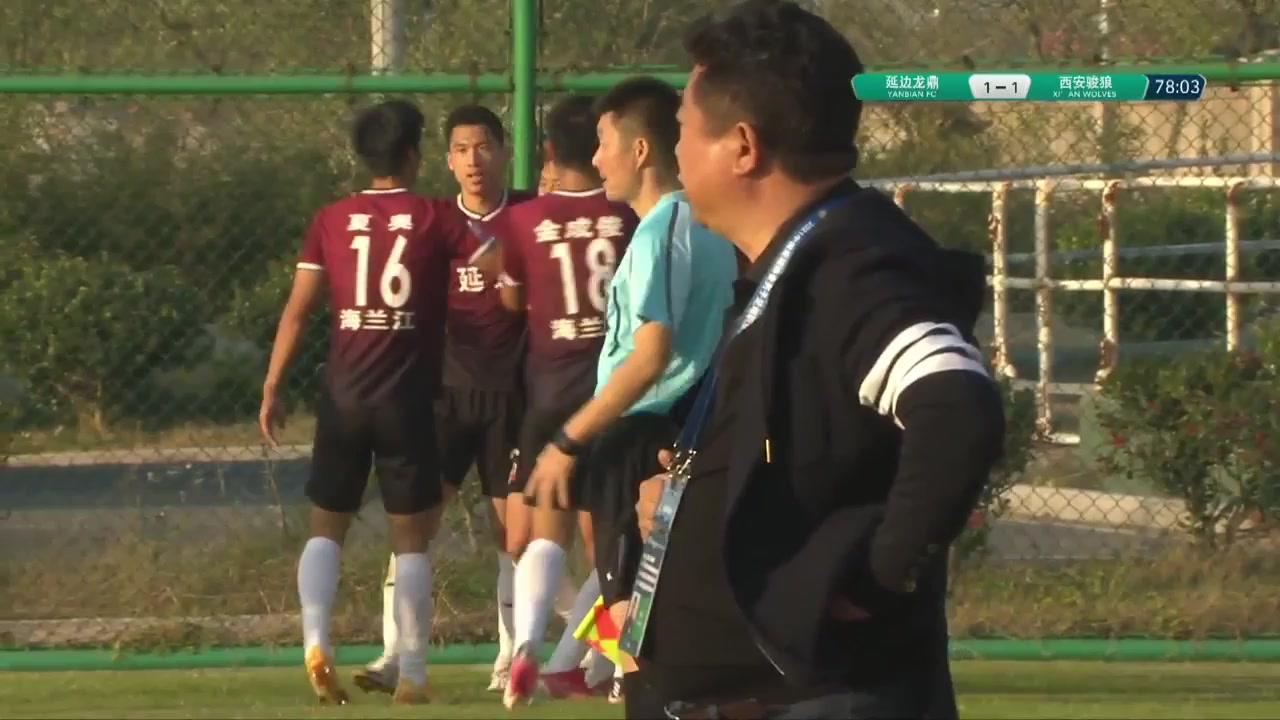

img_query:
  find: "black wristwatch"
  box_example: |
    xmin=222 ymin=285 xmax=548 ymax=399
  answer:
xmin=551 ymin=427 xmax=588 ymax=456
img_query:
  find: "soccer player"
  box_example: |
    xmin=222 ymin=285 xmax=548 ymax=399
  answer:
xmin=353 ymin=105 xmax=536 ymax=697
xmin=497 ymin=94 xmax=639 ymax=709
xmin=525 ymin=76 xmax=738 ymax=702
xmin=258 ymin=99 xmax=469 ymax=706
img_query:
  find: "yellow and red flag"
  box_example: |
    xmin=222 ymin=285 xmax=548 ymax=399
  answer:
xmin=573 ymin=595 xmax=623 ymax=667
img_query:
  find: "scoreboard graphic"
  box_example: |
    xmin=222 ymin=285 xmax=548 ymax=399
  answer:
xmin=851 ymin=73 xmax=1206 ymax=102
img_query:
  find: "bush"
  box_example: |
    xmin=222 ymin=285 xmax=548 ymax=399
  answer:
xmin=0 ymin=252 xmax=207 ymax=434
xmin=0 ymin=127 xmax=349 ymax=316
xmin=0 ymin=114 xmax=378 ymax=437
xmin=1094 ymin=328 xmax=1280 ymax=547
xmin=215 ymin=257 xmax=331 ymax=415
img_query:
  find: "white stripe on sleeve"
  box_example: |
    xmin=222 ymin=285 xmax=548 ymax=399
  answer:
xmin=858 ymin=322 xmax=960 ymax=406
xmin=858 ymin=321 xmax=989 ymax=424
xmin=296 ymin=262 xmax=323 ymax=271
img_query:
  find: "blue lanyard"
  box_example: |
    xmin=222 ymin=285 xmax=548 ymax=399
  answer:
xmin=673 ymin=197 xmax=845 ymax=455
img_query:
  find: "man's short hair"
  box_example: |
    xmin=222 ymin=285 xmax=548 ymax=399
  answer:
xmin=594 ymin=76 xmax=681 ymax=172
xmin=543 ymin=94 xmax=599 ymax=174
xmin=443 ymin=104 xmax=506 ymax=146
xmin=353 ymin=99 xmax=425 ymax=177
xmin=683 ymin=0 xmax=863 ymax=181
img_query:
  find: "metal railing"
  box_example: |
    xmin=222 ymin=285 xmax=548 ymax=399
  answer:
xmin=866 ymin=168 xmax=1280 ymax=444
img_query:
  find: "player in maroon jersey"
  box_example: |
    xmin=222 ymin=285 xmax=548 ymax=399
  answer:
xmin=355 ymin=105 xmax=539 ymax=697
xmin=496 ymin=95 xmax=640 ymax=709
xmin=258 ymin=100 xmax=470 ymax=706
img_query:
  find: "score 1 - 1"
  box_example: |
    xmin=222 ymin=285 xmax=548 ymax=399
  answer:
xmin=969 ymin=74 xmax=1033 ymax=100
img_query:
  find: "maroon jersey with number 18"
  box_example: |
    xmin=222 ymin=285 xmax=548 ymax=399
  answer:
xmin=500 ymin=188 xmax=638 ymax=408
xmin=443 ymin=190 xmax=536 ymax=391
xmin=298 ymin=188 xmax=472 ymax=406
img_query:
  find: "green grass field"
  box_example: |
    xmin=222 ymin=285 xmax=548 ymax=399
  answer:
xmin=2 ymin=661 xmax=1279 ymax=719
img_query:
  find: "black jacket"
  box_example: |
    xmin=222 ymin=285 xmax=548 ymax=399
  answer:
xmin=719 ymin=181 xmax=1003 ymax=687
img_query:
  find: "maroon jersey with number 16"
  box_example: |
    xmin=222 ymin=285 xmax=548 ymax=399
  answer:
xmin=298 ymin=188 xmax=472 ymax=406
xmin=500 ymin=188 xmax=638 ymax=408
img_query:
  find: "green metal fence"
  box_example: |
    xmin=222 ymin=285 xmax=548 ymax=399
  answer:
xmin=5 ymin=0 xmax=1280 ymax=670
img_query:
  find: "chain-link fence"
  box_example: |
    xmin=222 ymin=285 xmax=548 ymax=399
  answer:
xmin=5 ymin=0 xmax=1280 ymax=657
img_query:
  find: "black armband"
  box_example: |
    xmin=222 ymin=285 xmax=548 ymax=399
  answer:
xmin=551 ymin=427 xmax=588 ymax=457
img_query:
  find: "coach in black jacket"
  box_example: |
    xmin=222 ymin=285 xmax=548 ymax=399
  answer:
xmin=624 ymin=2 xmax=1005 ymax=719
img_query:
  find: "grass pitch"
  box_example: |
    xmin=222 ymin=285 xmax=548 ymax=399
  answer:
xmin=2 ymin=661 xmax=1279 ymax=719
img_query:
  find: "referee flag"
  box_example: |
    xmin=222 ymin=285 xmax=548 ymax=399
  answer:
xmin=572 ymin=595 xmax=623 ymax=667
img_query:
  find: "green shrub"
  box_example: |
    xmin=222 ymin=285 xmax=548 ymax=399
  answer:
xmin=214 ymin=257 xmax=331 ymax=416
xmin=0 ymin=113 xmax=448 ymax=436
xmin=1094 ymin=324 xmax=1280 ymax=547
xmin=0 ymin=126 xmax=349 ymax=315
xmin=0 ymin=252 xmax=207 ymax=434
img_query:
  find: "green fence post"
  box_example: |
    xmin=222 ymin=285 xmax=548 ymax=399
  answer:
xmin=0 ymin=74 xmax=512 ymax=94
xmin=510 ymin=0 xmax=539 ymax=191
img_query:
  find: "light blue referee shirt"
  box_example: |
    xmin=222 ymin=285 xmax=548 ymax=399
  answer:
xmin=595 ymin=190 xmax=738 ymax=415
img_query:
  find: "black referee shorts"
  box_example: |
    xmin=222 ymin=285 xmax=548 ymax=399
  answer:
xmin=511 ymin=401 xmax=591 ymax=511
xmin=584 ymin=412 xmax=678 ymax=606
xmin=434 ymin=385 xmax=524 ymax=498
xmin=305 ymin=390 xmax=442 ymax=516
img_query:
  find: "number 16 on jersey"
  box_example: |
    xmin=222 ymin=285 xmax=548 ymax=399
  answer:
xmin=339 ymin=212 xmax=416 ymax=332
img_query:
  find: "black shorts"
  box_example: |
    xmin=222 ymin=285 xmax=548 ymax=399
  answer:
xmin=511 ymin=401 xmax=591 ymax=510
xmin=434 ymin=385 xmax=524 ymax=498
xmin=585 ymin=412 xmax=678 ymax=606
xmin=305 ymin=390 xmax=442 ymax=516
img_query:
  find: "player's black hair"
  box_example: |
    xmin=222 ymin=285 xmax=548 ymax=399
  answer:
xmin=543 ymin=94 xmax=599 ymax=174
xmin=443 ymin=104 xmax=506 ymax=146
xmin=683 ymin=0 xmax=863 ymax=181
xmin=352 ymin=99 xmax=425 ymax=177
xmin=594 ymin=76 xmax=681 ymax=174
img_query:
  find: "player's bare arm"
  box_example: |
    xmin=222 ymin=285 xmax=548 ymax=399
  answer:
xmin=563 ymin=321 xmax=671 ymax=442
xmin=259 ymin=267 xmax=326 ymax=446
xmin=527 ymin=321 xmax=671 ymax=509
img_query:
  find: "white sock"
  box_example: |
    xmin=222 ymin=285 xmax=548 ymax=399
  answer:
xmin=544 ymin=570 xmax=601 ymax=673
xmin=512 ymin=538 xmax=567 ymax=655
xmin=298 ymin=537 xmax=342 ymax=655
xmin=495 ymin=551 xmax=516 ymax=672
xmin=380 ymin=554 xmax=397 ymax=666
xmin=614 ymin=662 xmax=624 ymax=679
xmin=393 ymin=553 xmax=433 ymax=686
xmin=554 ymin=571 xmax=577 ymax=624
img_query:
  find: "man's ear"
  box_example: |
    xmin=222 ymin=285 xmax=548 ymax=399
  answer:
xmin=634 ymin=137 xmax=651 ymax=169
